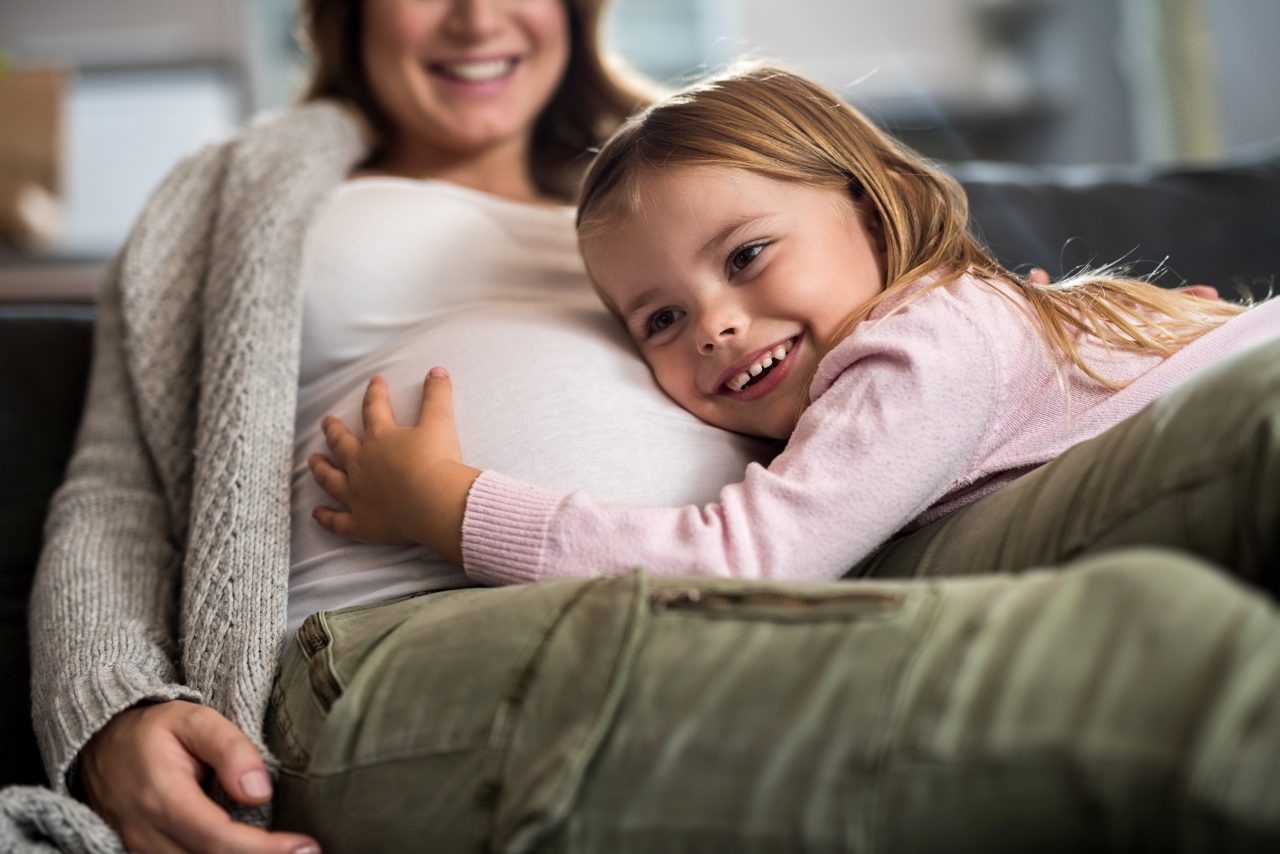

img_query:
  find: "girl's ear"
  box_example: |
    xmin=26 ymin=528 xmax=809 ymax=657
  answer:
xmin=855 ymin=199 xmax=888 ymax=256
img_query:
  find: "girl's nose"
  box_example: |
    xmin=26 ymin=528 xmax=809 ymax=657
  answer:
xmin=697 ymin=320 xmax=742 ymax=355
xmin=706 ymin=327 xmax=737 ymax=353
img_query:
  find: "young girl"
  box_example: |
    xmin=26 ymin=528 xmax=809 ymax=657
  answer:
xmin=308 ymin=65 xmax=1278 ymax=585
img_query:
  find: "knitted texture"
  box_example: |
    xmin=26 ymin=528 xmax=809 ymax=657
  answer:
xmin=0 ymin=786 xmax=126 ymax=853
xmin=15 ymin=102 xmax=369 ymax=850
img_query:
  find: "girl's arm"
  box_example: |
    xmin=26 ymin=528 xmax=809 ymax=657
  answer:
xmin=463 ymin=330 xmax=1000 ymax=583
xmin=313 ymin=304 xmax=1005 ymax=583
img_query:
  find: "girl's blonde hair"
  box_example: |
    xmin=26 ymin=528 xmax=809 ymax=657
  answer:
xmin=577 ymin=65 xmax=1245 ymax=388
xmin=298 ymin=0 xmax=659 ymax=201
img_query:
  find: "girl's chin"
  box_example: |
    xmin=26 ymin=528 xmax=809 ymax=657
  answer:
xmin=710 ymin=406 xmax=790 ymax=441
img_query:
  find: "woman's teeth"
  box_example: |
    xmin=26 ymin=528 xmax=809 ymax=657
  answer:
xmin=727 ymin=341 xmax=793 ymax=392
xmin=435 ymin=59 xmax=516 ymax=82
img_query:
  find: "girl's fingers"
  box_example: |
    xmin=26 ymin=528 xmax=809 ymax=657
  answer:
xmin=321 ymin=416 xmax=360 ymax=463
xmin=313 ymin=505 xmax=358 ymax=540
xmin=308 ymin=454 xmax=348 ymax=502
xmin=362 ymin=375 xmax=397 ymax=433
xmin=418 ymin=367 xmax=455 ymax=427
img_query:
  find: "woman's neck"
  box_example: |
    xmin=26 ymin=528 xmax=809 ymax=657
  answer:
xmin=365 ymin=134 xmax=550 ymax=205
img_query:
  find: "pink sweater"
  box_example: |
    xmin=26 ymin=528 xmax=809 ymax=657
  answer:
xmin=461 ymin=275 xmax=1279 ymax=584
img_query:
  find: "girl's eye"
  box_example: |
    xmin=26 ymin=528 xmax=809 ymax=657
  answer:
xmin=646 ymin=307 xmax=685 ymax=337
xmin=729 ymin=243 xmax=765 ymax=273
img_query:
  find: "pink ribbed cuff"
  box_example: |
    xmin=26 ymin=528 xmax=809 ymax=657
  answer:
xmin=461 ymin=470 xmax=565 ymax=586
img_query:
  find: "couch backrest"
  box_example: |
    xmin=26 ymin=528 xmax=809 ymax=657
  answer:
xmin=954 ymin=142 xmax=1280 ymax=302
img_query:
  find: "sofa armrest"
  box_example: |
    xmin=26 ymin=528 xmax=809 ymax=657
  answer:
xmin=0 ymin=303 xmax=94 ymax=786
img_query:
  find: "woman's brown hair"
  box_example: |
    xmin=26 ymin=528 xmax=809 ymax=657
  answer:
xmin=297 ymin=0 xmax=657 ymax=200
xmin=578 ymin=64 xmax=1246 ymax=390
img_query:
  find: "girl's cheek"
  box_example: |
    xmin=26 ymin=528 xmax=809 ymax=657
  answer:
xmin=650 ymin=359 xmax=685 ymax=398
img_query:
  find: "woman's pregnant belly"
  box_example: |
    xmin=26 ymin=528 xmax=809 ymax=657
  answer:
xmin=288 ymin=297 xmax=772 ymax=636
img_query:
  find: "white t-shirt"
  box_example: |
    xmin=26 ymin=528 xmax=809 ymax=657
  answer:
xmin=288 ymin=178 xmax=770 ymax=638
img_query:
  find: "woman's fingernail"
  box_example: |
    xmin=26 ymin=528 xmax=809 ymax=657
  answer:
xmin=240 ymin=768 xmax=272 ymax=799
xmin=429 ymin=366 xmax=449 ymax=379
xmin=291 ymin=845 xmax=321 ymax=854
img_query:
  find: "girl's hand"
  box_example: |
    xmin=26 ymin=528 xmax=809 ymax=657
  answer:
xmin=310 ymin=368 xmax=479 ymax=564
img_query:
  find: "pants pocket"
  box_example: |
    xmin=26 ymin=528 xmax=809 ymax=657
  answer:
xmin=295 ymin=611 xmax=342 ymax=713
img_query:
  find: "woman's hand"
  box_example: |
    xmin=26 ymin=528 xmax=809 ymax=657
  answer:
xmin=80 ymin=700 xmax=321 ymax=854
xmin=310 ymin=368 xmax=479 ymax=564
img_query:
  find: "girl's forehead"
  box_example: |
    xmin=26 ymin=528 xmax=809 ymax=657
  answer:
xmin=595 ymin=166 xmax=772 ymax=232
xmin=588 ymin=166 xmax=850 ymax=243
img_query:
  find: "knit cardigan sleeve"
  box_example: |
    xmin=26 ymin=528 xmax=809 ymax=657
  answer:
xmin=26 ymin=147 xmax=228 ymax=793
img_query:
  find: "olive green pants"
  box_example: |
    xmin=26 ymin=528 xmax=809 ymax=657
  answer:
xmin=267 ymin=339 xmax=1280 ymax=851
xmin=854 ymin=336 xmax=1280 ymax=587
xmin=268 ymin=556 xmax=1280 ymax=852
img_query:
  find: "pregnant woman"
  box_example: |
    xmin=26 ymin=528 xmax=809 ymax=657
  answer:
xmin=12 ymin=0 xmax=1280 ymax=851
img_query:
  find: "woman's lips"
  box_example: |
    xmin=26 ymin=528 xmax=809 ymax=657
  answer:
xmin=717 ymin=336 xmax=801 ymax=402
xmin=427 ymin=57 xmax=520 ymax=91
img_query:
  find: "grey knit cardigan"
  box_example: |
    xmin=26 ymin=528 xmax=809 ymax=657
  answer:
xmin=1 ymin=102 xmax=369 ymax=851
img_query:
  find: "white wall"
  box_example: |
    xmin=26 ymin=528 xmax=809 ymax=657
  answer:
xmin=1209 ymin=0 xmax=1280 ymax=155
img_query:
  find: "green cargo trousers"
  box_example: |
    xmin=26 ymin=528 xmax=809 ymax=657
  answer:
xmin=855 ymin=335 xmax=1280 ymax=587
xmin=268 ymin=555 xmax=1280 ymax=852
xmin=267 ymin=338 xmax=1280 ymax=851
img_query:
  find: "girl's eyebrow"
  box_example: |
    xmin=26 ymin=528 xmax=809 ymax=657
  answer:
xmin=698 ymin=214 xmax=773 ymax=260
xmin=621 ymin=287 xmax=661 ymax=320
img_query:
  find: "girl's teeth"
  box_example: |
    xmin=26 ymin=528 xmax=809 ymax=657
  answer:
xmin=728 ymin=339 xmax=796 ymax=391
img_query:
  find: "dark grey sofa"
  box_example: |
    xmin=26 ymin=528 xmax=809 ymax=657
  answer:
xmin=1 ymin=145 xmax=1277 ymax=788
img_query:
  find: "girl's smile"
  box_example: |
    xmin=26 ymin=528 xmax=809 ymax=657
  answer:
xmin=582 ymin=166 xmax=887 ymax=440
xmin=715 ymin=335 xmax=799 ymax=397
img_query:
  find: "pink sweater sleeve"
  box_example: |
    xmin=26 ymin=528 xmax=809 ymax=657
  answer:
xmin=461 ymin=300 xmax=1002 ymax=584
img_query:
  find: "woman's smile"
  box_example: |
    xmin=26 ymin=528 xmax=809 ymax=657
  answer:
xmin=428 ymin=55 xmax=520 ymax=85
xmin=362 ymin=0 xmax=570 ymax=189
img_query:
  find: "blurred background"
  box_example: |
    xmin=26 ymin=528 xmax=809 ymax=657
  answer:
xmin=0 ymin=0 xmax=1277 ymax=298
